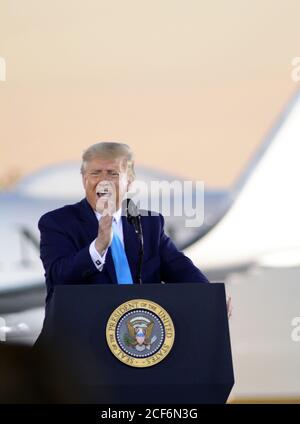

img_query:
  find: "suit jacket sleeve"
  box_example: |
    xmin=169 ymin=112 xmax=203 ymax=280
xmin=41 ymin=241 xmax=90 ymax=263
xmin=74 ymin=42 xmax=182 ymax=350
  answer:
xmin=158 ymin=214 xmax=210 ymax=284
xmin=39 ymin=213 xmax=100 ymax=287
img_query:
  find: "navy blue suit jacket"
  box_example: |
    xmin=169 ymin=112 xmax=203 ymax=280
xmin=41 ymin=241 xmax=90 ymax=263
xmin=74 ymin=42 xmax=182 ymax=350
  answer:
xmin=38 ymin=198 xmax=209 ymax=306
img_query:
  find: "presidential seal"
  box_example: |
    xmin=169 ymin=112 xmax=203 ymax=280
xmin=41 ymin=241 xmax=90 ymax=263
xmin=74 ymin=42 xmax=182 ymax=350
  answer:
xmin=106 ymin=299 xmax=175 ymax=368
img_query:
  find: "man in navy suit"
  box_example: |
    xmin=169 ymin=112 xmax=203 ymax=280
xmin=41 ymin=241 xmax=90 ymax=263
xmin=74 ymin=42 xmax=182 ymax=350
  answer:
xmin=39 ymin=142 xmax=209 ymax=308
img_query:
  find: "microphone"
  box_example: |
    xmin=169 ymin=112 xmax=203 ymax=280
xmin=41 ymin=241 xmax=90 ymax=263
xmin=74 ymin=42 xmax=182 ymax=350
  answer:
xmin=126 ymin=199 xmax=141 ymax=233
xmin=125 ymin=198 xmax=144 ymax=284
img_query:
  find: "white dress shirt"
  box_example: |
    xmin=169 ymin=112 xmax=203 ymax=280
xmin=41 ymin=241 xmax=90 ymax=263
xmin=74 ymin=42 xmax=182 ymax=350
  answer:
xmin=89 ymin=208 xmax=124 ymax=272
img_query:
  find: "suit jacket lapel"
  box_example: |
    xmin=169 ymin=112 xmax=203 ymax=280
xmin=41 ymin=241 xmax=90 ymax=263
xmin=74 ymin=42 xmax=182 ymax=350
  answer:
xmin=75 ymin=198 xmax=98 ymax=240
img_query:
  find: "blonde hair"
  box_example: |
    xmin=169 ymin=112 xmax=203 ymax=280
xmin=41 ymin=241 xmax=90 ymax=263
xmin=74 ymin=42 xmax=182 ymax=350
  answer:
xmin=80 ymin=142 xmax=135 ymax=180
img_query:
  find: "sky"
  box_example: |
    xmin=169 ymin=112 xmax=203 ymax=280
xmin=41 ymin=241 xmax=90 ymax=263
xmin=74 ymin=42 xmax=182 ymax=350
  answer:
xmin=0 ymin=0 xmax=299 ymax=188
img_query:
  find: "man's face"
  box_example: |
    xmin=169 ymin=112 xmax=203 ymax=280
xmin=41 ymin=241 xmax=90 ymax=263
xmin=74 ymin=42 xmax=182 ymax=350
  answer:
xmin=82 ymin=156 xmax=131 ymax=213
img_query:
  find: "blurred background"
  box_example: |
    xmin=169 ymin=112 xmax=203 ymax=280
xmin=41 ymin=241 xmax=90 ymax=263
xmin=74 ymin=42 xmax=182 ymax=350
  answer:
xmin=1 ymin=0 xmax=299 ymax=187
xmin=1 ymin=0 xmax=300 ymax=403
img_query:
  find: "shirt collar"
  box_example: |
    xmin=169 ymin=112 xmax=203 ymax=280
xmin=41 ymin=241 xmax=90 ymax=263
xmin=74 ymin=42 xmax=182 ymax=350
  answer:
xmin=94 ymin=207 xmax=122 ymax=224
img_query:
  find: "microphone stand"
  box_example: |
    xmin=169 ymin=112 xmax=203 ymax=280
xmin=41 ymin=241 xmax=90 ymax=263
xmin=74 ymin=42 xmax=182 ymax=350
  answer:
xmin=131 ymin=215 xmax=144 ymax=285
xmin=126 ymin=199 xmax=144 ymax=284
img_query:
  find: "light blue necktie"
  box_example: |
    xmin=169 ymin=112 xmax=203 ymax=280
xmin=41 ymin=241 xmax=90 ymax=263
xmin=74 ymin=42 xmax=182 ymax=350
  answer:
xmin=110 ymin=220 xmax=133 ymax=284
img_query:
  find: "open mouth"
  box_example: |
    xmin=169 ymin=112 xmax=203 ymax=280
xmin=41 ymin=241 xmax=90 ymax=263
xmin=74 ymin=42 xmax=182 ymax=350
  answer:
xmin=96 ymin=189 xmax=113 ymax=198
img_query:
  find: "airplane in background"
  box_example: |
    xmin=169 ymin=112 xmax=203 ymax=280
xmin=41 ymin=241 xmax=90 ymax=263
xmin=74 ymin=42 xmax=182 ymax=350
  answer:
xmin=0 ymin=163 xmax=230 ymax=307
xmin=185 ymin=89 xmax=300 ymax=278
xmin=1 ymin=90 xmax=300 ymax=401
xmin=184 ymin=90 xmax=300 ymax=402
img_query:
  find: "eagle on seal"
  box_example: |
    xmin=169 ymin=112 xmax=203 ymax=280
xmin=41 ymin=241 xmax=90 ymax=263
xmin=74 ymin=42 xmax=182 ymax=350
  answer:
xmin=125 ymin=320 xmax=155 ymax=350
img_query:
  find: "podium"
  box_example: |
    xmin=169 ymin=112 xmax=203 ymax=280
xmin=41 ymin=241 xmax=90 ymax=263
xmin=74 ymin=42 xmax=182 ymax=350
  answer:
xmin=37 ymin=283 xmax=234 ymax=403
